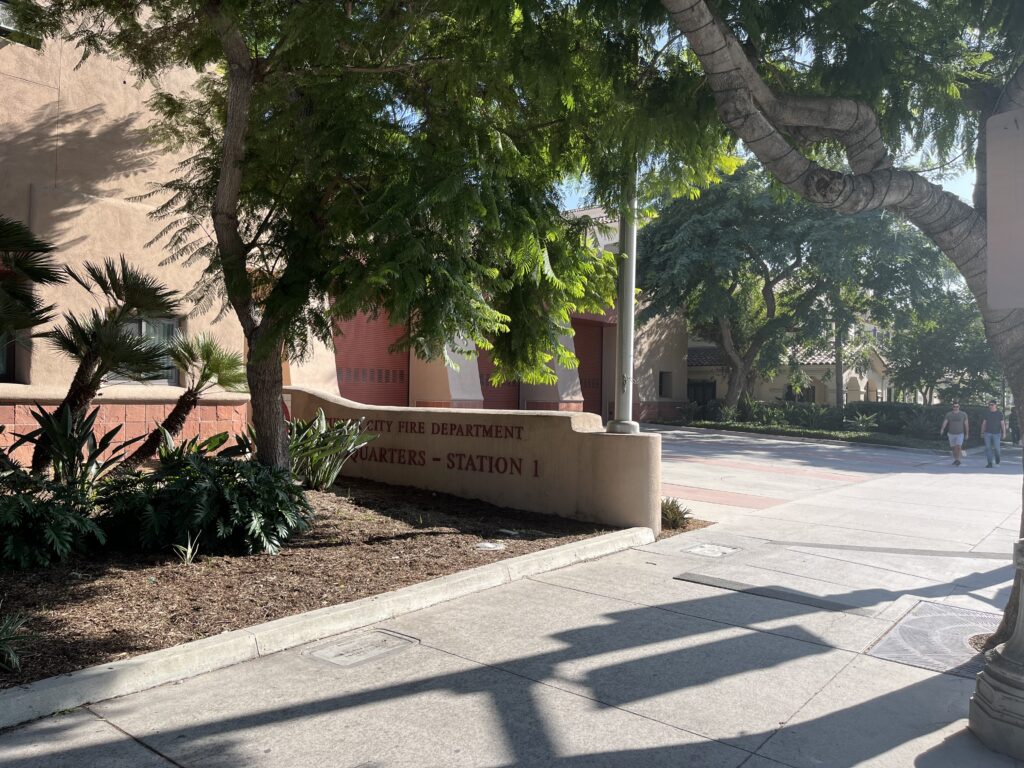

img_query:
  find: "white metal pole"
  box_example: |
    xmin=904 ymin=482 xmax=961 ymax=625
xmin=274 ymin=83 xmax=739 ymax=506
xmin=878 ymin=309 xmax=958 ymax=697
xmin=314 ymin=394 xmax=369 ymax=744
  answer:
xmin=607 ymin=162 xmax=640 ymax=435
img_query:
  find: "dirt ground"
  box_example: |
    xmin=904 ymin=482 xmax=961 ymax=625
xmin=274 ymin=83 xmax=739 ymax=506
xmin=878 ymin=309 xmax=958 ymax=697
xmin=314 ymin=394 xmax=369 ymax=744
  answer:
xmin=0 ymin=478 xmax=707 ymax=688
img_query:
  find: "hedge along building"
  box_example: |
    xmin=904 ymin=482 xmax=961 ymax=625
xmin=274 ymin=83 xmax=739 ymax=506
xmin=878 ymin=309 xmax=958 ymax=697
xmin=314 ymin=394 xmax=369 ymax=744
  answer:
xmin=332 ymin=206 xmax=691 ymax=423
xmin=0 ymin=29 xmax=338 ymax=460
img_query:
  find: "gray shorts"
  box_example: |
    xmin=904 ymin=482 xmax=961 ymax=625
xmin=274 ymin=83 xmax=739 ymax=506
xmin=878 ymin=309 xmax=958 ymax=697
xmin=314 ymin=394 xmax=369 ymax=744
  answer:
xmin=948 ymin=433 xmax=964 ymax=447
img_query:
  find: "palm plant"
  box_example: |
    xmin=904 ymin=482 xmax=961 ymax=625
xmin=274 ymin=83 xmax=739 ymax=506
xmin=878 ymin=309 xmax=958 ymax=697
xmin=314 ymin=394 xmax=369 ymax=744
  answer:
xmin=0 ymin=216 xmax=65 ymax=336
xmin=121 ymin=333 xmax=247 ymax=470
xmin=32 ymin=256 xmax=180 ymax=473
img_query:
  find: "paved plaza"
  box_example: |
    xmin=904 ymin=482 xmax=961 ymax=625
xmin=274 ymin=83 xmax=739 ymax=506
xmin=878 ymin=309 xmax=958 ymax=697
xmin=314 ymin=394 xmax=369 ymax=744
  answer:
xmin=5 ymin=428 xmax=1024 ymax=767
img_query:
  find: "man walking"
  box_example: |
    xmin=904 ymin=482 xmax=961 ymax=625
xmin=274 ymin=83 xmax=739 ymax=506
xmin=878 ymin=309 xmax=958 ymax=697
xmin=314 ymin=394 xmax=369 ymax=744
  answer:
xmin=940 ymin=401 xmax=969 ymax=466
xmin=981 ymin=399 xmax=1007 ymax=468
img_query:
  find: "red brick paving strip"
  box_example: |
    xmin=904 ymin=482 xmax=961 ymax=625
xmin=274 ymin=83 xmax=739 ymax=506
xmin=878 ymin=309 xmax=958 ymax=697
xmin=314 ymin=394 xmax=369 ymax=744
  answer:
xmin=663 ymin=456 xmax=865 ymax=484
xmin=660 ymin=482 xmax=786 ymax=510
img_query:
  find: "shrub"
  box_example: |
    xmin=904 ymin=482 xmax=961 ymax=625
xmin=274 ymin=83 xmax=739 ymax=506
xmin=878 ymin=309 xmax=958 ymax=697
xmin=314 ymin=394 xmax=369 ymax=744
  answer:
xmin=13 ymin=406 xmax=131 ymax=494
xmin=98 ymin=441 xmax=313 ymax=555
xmin=779 ymin=402 xmax=843 ymax=430
xmin=289 ymin=410 xmax=376 ymax=490
xmin=661 ymin=497 xmax=693 ymax=530
xmin=900 ymin=409 xmax=935 ymax=437
xmin=0 ymin=603 xmax=30 ymax=672
xmin=848 ymin=412 xmax=879 ymax=430
xmin=0 ymin=470 xmax=104 ymax=569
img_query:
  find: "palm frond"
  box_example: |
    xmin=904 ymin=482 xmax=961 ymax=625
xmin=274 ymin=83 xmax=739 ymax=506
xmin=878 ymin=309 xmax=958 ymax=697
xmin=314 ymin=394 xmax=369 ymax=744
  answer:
xmin=67 ymin=256 xmax=181 ymax=318
xmin=169 ymin=332 xmax=247 ymax=393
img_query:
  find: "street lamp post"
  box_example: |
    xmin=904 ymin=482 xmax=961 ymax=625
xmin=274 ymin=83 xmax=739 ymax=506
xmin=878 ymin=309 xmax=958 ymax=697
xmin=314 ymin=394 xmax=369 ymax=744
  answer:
xmin=607 ymin=163 xmax=640 ymax=435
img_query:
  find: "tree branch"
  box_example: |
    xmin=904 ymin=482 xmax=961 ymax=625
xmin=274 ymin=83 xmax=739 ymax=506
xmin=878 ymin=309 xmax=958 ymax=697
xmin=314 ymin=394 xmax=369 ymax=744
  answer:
xmin=205 ymin=2 xmax=257 ymax=336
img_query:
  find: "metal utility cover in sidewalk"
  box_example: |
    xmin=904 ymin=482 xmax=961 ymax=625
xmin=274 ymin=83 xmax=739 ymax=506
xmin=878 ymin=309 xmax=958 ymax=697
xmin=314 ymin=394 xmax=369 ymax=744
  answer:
xmin=306 ymin=630 xmax=418 ymax=668
xmin=868 ymin=601 xmax=1000 ymax=678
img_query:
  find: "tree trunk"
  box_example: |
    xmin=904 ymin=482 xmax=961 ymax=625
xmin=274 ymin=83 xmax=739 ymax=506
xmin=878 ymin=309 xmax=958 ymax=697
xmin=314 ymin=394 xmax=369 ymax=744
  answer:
xmin=834 ymin=324 xmax=844 ymax=411
xmin=30 ymin=357 xmax=99 ymax=474
xmin=247 ymin=333 xmax=289 ymax=469
xmin=723 ymin=366 xmax=746 ymax=408
xmin=661 ymin=0 xmax=1024 ymax=646
xmin=120 ymin=389 xmax=200 ymax=471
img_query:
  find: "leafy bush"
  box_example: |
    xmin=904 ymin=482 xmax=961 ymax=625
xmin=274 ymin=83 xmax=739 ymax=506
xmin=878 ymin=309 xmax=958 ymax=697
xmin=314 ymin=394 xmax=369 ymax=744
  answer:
xmin=661 ymin=497 xmax=693 ymax=530
xmin=848 ymin=412 xmax=878 ymax=430
xmin=289 ymin=410 xmax=376 ymax=490
xmin=0 ymin=603 xmax=30 ymax=672
xmin=779 ymin=402 xmax=843 ymax=430
xmin=98 ymin=436 xmax=313 ymax=555
xmin=900 ymin=408 xmax=936 ymax=437
xmin=0 ymin=470 xmax=104 ymax=569
xmin=14 ymin=406 xmax=132 ymax=493
xmin=720 ymin=404 xmax=739 ymax=423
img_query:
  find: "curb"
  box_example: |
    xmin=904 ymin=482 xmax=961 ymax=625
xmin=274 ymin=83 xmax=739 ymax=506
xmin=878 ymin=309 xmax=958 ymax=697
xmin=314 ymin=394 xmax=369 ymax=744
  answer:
xmin=0 ymin=526 xmax=654 ymax=732
xmin=650 ymin=424 xmax=951 ymax=455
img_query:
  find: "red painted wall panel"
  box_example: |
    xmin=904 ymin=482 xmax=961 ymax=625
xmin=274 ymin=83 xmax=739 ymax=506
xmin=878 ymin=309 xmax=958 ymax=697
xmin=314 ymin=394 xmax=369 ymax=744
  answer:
xmin=478 ymin=349 xmax=520 ymax=410
xmin=334 ymin=312 xmax=410 ymax=406
xmin=572 ymin=320 xmax=603 ymax=416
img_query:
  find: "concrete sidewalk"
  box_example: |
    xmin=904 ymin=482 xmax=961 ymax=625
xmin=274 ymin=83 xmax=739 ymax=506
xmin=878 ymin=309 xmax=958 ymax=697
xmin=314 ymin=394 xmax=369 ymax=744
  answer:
xmin=4 ymin=431 xmax=1023 ymax=767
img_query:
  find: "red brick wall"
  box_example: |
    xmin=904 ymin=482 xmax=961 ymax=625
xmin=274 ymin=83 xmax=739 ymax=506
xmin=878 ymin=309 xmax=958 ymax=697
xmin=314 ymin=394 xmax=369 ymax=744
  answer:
xmin=0 ymin=401 xmax=249 ymax=466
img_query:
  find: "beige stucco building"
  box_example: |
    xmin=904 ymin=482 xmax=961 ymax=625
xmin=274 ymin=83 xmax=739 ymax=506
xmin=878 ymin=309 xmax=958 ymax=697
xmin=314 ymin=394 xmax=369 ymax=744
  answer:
xmin=685 ymin=345 xmax=891 ymax=406
xmin=0 ymin=33 xmax=339 ymax=457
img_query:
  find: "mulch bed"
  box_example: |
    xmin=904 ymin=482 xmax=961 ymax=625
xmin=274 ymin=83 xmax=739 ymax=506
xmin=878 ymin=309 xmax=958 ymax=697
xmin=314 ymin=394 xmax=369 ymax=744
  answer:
xmin=0 ymin=478 xmax=708 ymax=688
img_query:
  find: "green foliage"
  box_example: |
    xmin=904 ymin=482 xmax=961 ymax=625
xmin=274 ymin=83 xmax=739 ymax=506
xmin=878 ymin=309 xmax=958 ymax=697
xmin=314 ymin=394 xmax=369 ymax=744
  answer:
xmin=689 ymin=421 xmax=943 ymax=450
xmin=169 ymin=333 xmax=247 ymax=395
xmin=0 ymin=603 xmax=30 ymax=672
xmin=15 ymin=407 xmax=131 ymax=493
xmin=638 ymin=163 xmax=946 ymax=403
xmin=0 ymin=216 xmax=64 ymax=337
xmin=171 ymin=533 xmax=201 ymax=566
xmin=98 ymin=436 xmax=313 ymax=556
xmin=708 ymin=0 xmax=1024 ymax=171
xmin=0 ymin=472 xmax=104 ymax=569
xmin=661 ymin=497 xmax=693 ymax=530
xmin=778 ymin=403 xmax=841 ymax=430
xmin=289 ymin=410 xmax=376 ymax=491
xmin=848 ymin=412 xmax=879 ymax=430
xmin=883 ymin=286 xmax=1003 ymax=404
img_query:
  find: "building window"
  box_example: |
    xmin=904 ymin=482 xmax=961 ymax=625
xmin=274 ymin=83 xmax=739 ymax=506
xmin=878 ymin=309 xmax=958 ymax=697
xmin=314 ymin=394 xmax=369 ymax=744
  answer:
xmin=687 ymin=380 xmax=716 ymax=405
xmin=658 ymin=371 xmax=672 ymax=398
xmin=112 ymin=318 xmax=180 ymax=385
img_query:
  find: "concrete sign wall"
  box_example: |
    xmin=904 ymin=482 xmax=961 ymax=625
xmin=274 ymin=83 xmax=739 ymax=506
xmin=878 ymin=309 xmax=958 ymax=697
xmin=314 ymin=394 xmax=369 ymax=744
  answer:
xmin=987 ymin=108 xmax=1024 ymax=310
xmin=286 ymin=387 xmax=662 ymax=533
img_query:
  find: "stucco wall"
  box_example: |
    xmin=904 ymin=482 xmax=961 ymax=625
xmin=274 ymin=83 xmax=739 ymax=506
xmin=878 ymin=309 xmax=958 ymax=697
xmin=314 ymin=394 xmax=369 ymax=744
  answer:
xmin=286 ymin=386 xmax=661 ymax=532
xmin=0 ymin=37 xmax=245 ymax=388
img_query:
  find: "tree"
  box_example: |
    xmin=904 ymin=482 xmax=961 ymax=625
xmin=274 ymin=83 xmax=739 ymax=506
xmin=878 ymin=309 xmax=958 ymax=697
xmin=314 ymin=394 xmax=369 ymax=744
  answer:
xmin=885 ymin=286 xmax=1003 ymax=404
xmin=33 ymin=257 xmax=179 ymax=472
xmin=17 ymin=0 xmax=643 ymax=469
xmin=0 ymin=216 xmax=64 ymax=337
xmin=660 ymin=0 xmax=1024 ymax=645
xmin=121 ymin=333 xmax=247 ymax=471
xmin=638 ymin=163 xmax=944 ymax=406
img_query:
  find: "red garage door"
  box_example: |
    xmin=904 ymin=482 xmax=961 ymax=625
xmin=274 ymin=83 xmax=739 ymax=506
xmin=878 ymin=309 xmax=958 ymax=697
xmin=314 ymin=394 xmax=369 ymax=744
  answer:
xmin=334 ymin=312 xmax=409 ymax=406
xmin=478 ymin=350 xmax=520 ymax=410
xmin=572 ymin=320 xmax=603 ymax=416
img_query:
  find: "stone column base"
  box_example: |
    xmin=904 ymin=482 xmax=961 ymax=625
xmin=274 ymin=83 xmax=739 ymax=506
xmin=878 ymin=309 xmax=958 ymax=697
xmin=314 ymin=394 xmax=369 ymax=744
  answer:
xmin=970 ymin=653 xmax=1024 ymax=759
